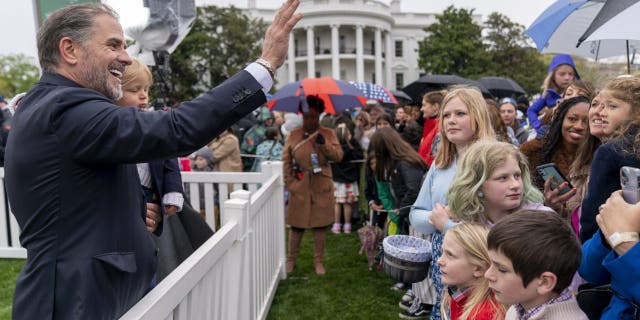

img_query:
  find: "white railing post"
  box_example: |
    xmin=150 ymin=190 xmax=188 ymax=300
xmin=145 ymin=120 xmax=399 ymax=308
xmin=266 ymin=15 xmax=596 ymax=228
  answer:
xmin=221 ymin=191 xmax=252 ymax=320
xmin=261 ymin=161 xmax=287 ymax=280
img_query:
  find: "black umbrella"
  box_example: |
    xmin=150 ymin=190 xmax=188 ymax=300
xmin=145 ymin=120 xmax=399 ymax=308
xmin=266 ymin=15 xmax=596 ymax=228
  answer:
xmin=478 ymin=77 xmax=526 ymax=98
xmin=402 ymin=74 xmax=492 ymax=103
xmin=391 ymin=90 xmax=413 ymax=103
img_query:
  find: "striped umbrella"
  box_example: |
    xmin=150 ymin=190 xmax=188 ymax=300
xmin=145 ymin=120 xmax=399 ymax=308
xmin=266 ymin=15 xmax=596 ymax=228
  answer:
xmin=267 ymin=77 xmax=367 ymax=114
xmin=348 ymin=81 xmax=398 ymax=104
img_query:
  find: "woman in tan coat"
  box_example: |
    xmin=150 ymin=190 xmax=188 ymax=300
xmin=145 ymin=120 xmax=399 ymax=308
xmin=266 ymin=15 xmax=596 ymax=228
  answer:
xmin=209 ymin=128 xmax=243 ymax=192
xmin=282 ymin=96 xmax=343 ymax=275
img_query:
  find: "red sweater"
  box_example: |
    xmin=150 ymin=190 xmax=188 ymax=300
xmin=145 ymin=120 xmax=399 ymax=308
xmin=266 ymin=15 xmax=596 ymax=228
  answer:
xmin=418 ymin=117 xmax=438 ymax=166
xmin=449 ymin=288 xmax=503 ymax=320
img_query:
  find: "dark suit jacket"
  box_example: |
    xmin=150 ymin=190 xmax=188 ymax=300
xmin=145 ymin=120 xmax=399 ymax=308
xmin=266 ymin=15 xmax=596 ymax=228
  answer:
xmin=145 ymin=158 xmax=183 ymax=235
xmin=5 ymin=71 xmax=264 ymax=319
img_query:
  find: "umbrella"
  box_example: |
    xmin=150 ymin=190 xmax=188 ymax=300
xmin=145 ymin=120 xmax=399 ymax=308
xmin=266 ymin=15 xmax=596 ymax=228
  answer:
xmin=349 ymin=81 xmax=398 ymax=104
xmin=357 ymin=210 xmax=384 ymax=270
xmin=391 ymin=90 xmax=413 ymax=103
xmin=402 ymin=74 xmax=492 ymax=103
xmin=526 ymin=0 xmax=640 ymax=62
xmin=478 ymin=77 xmax=526 ymax=98
xmin=578 ymin=0 xmax=640 ymax=73
xmin=267 ymin=77 xmax=367 ymax=114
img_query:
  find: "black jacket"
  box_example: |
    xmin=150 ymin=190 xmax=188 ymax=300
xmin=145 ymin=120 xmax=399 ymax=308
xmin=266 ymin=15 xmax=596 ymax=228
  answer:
xmin=330 ymin=140 xmax=364 ymax=183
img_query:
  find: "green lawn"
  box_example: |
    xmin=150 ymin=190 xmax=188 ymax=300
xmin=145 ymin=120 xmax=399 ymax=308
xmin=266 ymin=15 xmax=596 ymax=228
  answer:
xmin=267 ymin=231 xmax=404 ymax=320
xmin=0 ymin=259 xmax=24 ymax=320
xmin=0 ymin=231 xmax=405 ymax=320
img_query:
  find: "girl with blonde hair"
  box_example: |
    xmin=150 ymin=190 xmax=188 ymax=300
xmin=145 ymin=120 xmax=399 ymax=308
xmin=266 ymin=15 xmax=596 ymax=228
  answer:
xmin=448 ymin=140 xmax=545 ymax=225
xmin=406 ymin=87 xmax=495 ymax=320
xmin=438 ymin=223 xmax=505 ymax=320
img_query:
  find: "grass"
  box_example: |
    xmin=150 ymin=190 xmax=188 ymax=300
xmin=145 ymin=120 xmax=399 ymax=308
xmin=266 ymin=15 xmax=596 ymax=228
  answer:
xmin=267 ymin=230 xmax=405 ymax=320
xmin=0 ymin=228 xmax=405 ymax=320
xmin=0 ymin=259 xmax=24 ymax=320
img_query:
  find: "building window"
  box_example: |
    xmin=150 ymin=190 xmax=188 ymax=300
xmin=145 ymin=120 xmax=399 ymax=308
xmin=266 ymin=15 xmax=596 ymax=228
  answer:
xmin=315 ymin=71 xmax=321 ymax=78
xmin=295 ymin=73 xmax=300 ymax=81
xmin=315 ymin=36 xmax=321 ymax=54
xmin=340 ymin=69 xmax=346 ymax=80
xmin=395 ymin=40 xmax=403 ymax=57
xmin=339 ymin=35 xmax=346 ymax=53
xmin=294 ymin=39 xmax=299 ymax=56
xmin=395 ymin=73 xmax=404 ymax=90
xmin=371 ymin=40 xmax=375 ymax=55
xmin=372 ymin=73 xmax=376 ymax=83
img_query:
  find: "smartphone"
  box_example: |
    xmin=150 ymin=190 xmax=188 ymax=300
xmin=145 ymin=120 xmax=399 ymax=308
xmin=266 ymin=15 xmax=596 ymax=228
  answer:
xmin=621 ymin=166 xmax=640 ymax=204
xmin=536 ymin=163 xmax=573 ymax=195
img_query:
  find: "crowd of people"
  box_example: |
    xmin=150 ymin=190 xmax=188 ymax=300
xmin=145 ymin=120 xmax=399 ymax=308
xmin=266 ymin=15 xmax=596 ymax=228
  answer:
xmin=4 ymin=1 xmax=640 ymax=319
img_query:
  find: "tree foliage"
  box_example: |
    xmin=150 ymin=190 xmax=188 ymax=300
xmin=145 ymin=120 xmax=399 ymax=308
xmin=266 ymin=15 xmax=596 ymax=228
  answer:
xmin=0 ymin=54 xmax=40 ymax=99
xmin=483 ymin=13 xmax=546 ymax=96
xmin=418 ymin=6 xmax=488 ymax=79
xmin=417 ymin=7 xmax=548 ymax=97
xmin=167 ymin=6 xmax=267 ymax=101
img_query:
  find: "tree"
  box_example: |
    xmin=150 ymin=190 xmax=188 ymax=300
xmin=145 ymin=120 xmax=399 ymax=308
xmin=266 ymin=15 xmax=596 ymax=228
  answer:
xmin=483 ymin=13 xmax=546 ymax=96
xmin=0 ymin=54 xmax=40 ymax=99
xmin=167 ymin=6 xmax=267 ymax=101
xmin=418 ymin=6 xmax=489 ymax=78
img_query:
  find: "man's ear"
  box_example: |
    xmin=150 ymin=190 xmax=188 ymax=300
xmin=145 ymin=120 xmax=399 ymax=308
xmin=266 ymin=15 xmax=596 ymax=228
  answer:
xmin=59 ymin=37 xmax=80 ymax=66
xmin=535 ymin=271 xmax=558 ymax=295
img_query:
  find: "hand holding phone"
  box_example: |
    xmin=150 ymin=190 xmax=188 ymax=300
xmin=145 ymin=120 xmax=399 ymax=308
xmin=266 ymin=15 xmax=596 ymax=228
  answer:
xmin=621 ymin=166 xmax=640 ymax=204
xmin=536 ymin=163 xmax=573 ymax=195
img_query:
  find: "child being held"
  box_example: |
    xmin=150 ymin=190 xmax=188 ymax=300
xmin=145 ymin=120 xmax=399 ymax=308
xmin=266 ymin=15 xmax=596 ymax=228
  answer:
xmin=485 ymin=210 xmax=587 ymax=320
xmin=438 ymin=223 xmax=506 ymax=320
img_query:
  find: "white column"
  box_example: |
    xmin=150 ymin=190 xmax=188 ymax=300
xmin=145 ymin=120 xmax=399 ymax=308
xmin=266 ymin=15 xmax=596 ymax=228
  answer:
xmin=355 ymin=24 xmax=364 ymax=82
xmin=385 ymin=30 xmax=393 ymax=89
xmin=306 ymin=26 xmax=315 ymax=78
xmin=288 ymin=31 xmax=296 ymax=83
xmin=331 ymin=24 xmax=340 ymax=79
xmin=374 ymin=27 xmax=382 ymax=85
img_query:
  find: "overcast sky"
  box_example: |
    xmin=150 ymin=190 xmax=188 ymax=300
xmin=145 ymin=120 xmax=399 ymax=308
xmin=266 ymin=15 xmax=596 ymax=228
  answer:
xmin=0 ymin=0 xmax=555 ymax=60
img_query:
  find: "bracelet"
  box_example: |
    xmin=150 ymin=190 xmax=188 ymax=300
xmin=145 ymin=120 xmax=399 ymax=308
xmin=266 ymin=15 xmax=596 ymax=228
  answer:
xmin=255 ymin=58 xmax=275 ymax=79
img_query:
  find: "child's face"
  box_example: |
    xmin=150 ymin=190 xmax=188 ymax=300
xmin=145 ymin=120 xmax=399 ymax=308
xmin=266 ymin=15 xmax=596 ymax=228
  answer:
xmin=485 ymin=249 xmax=546 ymax=310
xmin=194 ymin=156 xmax=209 ymax=170
xmin=598 ymin=89 xmax=634 ymax=136
xmin=376 ymin=119 xmax=391 ymax=128
xmin=480 ymin=155 xmax=523 ymax=219
xmin=553 ymin=65 xmax=575 ymax=90
xmin=437 ymin=233 xmax=484 ymax=289
xmin=118 ymin=78 xmax=150 ymax=110
xmin=442 ymin=97 xmax=474 ymax=149
xmin=421 ymin=100 xmax=439 ymax=119
xmin=563 ymin=85 xmax=585 ymax=99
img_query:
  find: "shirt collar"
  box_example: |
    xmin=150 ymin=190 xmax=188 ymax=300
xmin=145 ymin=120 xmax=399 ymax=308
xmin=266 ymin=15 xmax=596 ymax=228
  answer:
xmin=514 ymin=289 xmax=572 ymax=320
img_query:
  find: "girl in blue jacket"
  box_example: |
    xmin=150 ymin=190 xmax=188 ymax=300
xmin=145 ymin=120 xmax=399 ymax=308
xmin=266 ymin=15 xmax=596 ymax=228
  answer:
xmin=527 ymin=54 xmax=579 ymax=134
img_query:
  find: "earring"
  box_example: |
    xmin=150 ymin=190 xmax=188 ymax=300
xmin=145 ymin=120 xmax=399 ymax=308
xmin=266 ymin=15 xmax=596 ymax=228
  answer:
xmin=478 ymin=191 xmax=484 ymax=198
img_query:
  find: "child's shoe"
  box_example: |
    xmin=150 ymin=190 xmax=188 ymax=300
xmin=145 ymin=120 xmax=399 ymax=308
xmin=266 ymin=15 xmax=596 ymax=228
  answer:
xmin=331 ymin=223 xmax=341 ymax=234
xmin=343 ymin=223 xmax=351 ymax=234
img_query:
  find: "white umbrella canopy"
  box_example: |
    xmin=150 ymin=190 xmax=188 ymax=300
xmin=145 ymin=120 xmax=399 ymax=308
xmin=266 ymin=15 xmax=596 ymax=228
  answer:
xmin=581 ymin=1 xmax=640 ymax=43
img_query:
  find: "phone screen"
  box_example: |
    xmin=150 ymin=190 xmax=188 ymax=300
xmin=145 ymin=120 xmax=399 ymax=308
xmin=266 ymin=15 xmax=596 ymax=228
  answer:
xmin=537 ymin=164 xmax=572 ymax=195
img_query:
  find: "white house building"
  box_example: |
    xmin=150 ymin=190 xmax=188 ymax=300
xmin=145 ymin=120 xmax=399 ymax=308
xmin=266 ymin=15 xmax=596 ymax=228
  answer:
xmin=234 ymin=0 xmax=438 ymax=90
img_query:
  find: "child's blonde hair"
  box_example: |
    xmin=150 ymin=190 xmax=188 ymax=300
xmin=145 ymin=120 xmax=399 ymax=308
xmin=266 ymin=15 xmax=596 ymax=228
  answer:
xmin=447 ymin=140 xmax=543 ymax=223
xmin=434 ymin=87 xmax=496 ymax=169
xmin=441 ymin=223 xmax=506 ymax=320
xmin=121 ymin=57 xmax=153 ymax=89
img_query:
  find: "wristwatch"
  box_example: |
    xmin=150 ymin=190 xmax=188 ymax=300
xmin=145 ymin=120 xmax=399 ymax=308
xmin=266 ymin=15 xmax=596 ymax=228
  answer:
xmin=608 ymin=232 xmax=640 ymax=249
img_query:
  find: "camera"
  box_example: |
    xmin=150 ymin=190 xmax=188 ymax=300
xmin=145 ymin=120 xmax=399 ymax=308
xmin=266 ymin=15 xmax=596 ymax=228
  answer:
xmin=621 ymin=166 xmax=640 ymax=204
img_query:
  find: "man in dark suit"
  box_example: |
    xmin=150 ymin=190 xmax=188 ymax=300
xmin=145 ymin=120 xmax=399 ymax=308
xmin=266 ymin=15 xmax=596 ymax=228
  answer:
xmin=4 ymin=2 xmax=301 ymax=319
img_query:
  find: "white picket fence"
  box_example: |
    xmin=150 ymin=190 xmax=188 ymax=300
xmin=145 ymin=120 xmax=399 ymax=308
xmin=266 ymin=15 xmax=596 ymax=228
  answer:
xmin=0 ymin=162 xmax=287 ymax=320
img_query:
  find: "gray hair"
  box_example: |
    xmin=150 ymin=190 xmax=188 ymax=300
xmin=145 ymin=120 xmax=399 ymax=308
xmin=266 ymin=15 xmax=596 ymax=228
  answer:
xmin=37 ymin=3 xmax=119 ymax=73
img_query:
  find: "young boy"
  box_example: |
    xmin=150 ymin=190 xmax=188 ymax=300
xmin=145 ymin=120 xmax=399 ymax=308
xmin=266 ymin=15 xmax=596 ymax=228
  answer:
xmin=484 ymin=210 xmax=587 ymax=319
